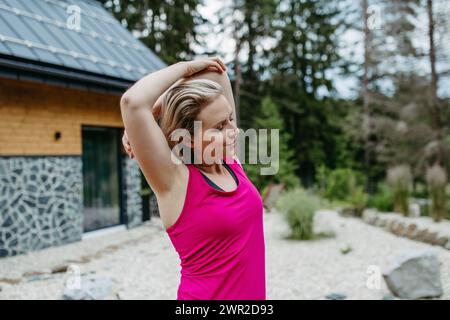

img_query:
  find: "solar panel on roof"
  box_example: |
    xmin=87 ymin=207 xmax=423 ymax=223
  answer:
xmin=0 ymin=9 xmax=60 ymax=65
xmin=0 ymin=39 xmax=11 ymax=55
xmin=0 ymin=0 xmax=167 ymax=81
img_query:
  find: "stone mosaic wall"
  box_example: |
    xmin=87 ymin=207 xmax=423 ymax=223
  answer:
xmin=0 ymin=156 xmax=143 ymax=258
xmin=0 ymin=156 xmax=83 ymax=257
xmin=122 ymin=157 xmax=142 ymax=229
xmin=149 ymin=193 xmax=160 ymax=218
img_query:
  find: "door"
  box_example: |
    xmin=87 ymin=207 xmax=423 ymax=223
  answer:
xmin=82 ymin=126 xmax=123 ymax=232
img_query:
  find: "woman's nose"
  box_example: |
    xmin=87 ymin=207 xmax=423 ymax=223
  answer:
xmin=226 ymin=126 xmax=239 ymax=140
xmin=228 ymin=119 xmax=238 ymax=130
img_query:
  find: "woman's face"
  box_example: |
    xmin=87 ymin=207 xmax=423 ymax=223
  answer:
xmin=192 ymin=94 xmax=239 ymax=164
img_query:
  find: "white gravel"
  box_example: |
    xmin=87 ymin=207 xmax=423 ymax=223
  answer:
xmin=0 ymin=209 xmax=449 ymax=300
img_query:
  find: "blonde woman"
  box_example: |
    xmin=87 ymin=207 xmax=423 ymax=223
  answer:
xmin=120 ymin=57 xmax=265 ymax=300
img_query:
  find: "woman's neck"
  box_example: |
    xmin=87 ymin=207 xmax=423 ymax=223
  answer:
xmin=194 ymin=158 xmax=225 ymax=175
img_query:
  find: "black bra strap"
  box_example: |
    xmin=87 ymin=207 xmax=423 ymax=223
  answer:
xmin=199 ymin=161 xmax=238 ymax=191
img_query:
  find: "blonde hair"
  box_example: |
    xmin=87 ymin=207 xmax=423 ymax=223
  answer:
xmin=159 ymin=78 xmax=224 ymax=150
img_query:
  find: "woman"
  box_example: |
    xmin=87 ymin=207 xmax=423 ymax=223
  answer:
xmin=120 ymin=56 xmax=265 ymax=300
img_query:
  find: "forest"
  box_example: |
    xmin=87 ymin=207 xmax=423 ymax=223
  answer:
xmin=100 ymin=0 xmax=450 ymax=220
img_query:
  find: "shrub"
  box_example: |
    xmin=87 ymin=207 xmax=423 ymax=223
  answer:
xmin=244 ymin=96 xmax=299 ymax=193
xmin=411 ymin=182 xmax=428 ymax=198
xmin=368 ymin=183 xmax=394 ymax=212
xmin=426 ymin=165 xmax=448 ymax=222
xmin=324 ymin=168 xmax=365 ymax=202
xmin=275 ymin=187 xmax=326 ymax=240
xmin=349 ymin=186 xmax=368 ymax=217
xmin=387 ymin=164 xmax=412 ymax=216
xmin=316 ymin=166 xmax=368 ymax=216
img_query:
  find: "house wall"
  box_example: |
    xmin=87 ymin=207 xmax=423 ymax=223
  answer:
xmin=0 ymin=78 xmax=123 ymax=155
xmin=0 ymin=78 xmax=142 ymax=257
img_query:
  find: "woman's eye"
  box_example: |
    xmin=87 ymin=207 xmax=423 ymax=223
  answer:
xmin=217 ymin=118 xmax=233 ymax=130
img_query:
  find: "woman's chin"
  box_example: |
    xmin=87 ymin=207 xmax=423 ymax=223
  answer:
xmin=224 ymin=146 xmax=236 ymax=157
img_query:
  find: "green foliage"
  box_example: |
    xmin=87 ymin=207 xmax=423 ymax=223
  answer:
xmin=262 ymin=0 xmax=348 ymax=186
xmin=243 ymin=96 xmax=299 ymax=193
xmin=349 ymin=186 xmax=368 ymax=217
xmin=411 ymin=182 xmax=428 ymax=198
xmin=275 ymin=187 xmax=328 ymax=240
xmin=387 ymin=165 xmax=412 ymax=216
xmin=99 ymin=0 xmax=205 ymax=65
xmin=316 ymin=166 xmax=368 ymax=216
xmin=367 ymin=183 xmax=394 ymax=212
xmin=340 ymin=245 xmax=352 ymax=255
xmin=327 ymin=168 xmax=365 ymax=201
xmin=426 ymin=165 xmax=448 ymax=222
xmin=103 ymin=0 xmax=450 ymax=206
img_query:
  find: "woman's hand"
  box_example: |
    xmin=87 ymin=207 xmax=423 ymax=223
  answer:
xmin=182 ymin=56 xmax=227 ymax=78
xmin=151 ymin=58 xmax=226 ymax=120
xmin=152 ymin=96 xmax=162 ymax=120
xmin=122 ymin=130 xmax=134 ymax=159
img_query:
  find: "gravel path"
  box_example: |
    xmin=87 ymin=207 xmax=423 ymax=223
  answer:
xmin=1 ymin=209 xmax=449 ymax=300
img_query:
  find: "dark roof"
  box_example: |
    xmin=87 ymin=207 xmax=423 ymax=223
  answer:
xmin=0 ymin=0 xmax=167 ymax=91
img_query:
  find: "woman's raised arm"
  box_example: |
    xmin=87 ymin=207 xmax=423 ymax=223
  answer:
xmin=119 ymin=57 xmax=226 ymax=195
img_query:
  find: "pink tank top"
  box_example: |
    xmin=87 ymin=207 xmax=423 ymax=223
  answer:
xmin=165 ymin=156 xmax=266 ymax=300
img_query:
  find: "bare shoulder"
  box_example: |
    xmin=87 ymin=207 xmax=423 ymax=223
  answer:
xmin=154 ymin=163 xmax=190 ymax=231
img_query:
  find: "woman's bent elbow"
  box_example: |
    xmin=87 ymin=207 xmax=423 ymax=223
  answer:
xmin=120 ymin=92 xmax=133 ymax=110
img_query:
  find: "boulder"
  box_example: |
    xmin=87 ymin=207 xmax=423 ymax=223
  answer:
xmin=393 ymin=221 xmax=406 ymax=237
xmin=382 ymin=249 xmax=443 ymax=299
xmin=325 ymin=292 xmax=347 ymax=300
xmin=423 ymin=231 xmax=438 ymax=245
xmin=362 ymin=209 xmax=377 ymax=225
xmin=405 ymin=223 xmax=418 ymax=239
xmin=433 ymin=236 xmax=449 ymax=247
xmin=414 ymin=228 xmax=429 ymax=242
xmin=62 ymin=276 xmax=117 ymax=300
xmin=376 ymin=217 xmax=387 ymax=228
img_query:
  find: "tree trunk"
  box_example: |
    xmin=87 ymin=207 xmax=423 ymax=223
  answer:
xmin=362 ymin=0 xmax=371 ymax=192
xmin=427 ymin=0 xmax=444 ymax=167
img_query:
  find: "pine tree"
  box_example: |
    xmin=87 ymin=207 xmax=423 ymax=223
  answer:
xmin=216 ymin=0 xmax=278 ymax=128
xmin=243 ymin=96 xmax=299 ymax=193
xmin=98 ymin=0 xmax=208 ymax=64
xmin=264 ymin=0 xmax=344 ymax=186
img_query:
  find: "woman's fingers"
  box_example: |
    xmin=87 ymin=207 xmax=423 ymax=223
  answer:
xmin=206 ymin=65 xmax=222 ymax=73
xmin=210 ymin=57 xmax=226 ymax=71
xmin=208 ymin=61 xmax=224 ymax=73
xmin=212 ymin=59 xmax=225 ymax=72
xmin=122 ymin=132 xmax=134 ymax=158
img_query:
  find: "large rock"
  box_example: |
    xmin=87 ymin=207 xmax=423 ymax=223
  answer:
xmin=362 ymin=209 xmax=377 ymax=225
xmin=382 ymin=249 xmax=443 ymax=299
xmin=405 ymin=223 xmax=418 ymax=239
xmin=62 ymin=276 xmax=117 ymax=300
